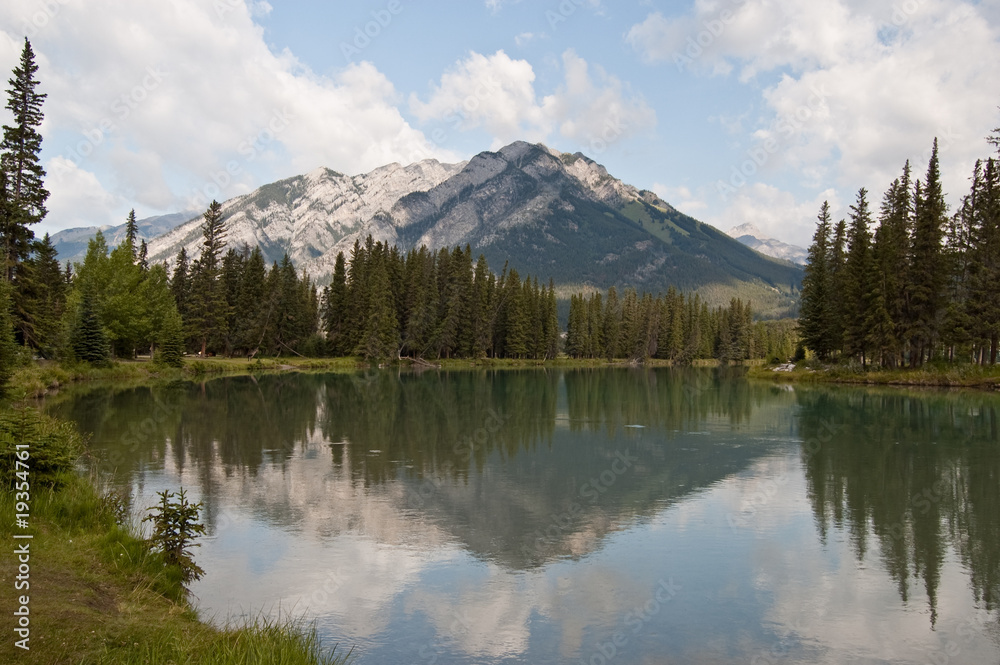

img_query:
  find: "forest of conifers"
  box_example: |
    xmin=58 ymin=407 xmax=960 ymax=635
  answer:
xmin=798 ymin=136 xmax=1000 ymax=367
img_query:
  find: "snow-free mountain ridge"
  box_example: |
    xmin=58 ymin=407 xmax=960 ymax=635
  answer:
xmin=727 ymin=223 xmax=808 ymax=266
xmin=143 ymin=141 xmax=802 ymax=316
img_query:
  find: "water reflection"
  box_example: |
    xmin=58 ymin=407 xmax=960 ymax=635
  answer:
xmin=45 ymin=370 xmax=1000 ymax=664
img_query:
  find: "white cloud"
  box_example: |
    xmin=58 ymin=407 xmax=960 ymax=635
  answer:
xmin=410 ymin=49 xmax=656 ymax=152
xmin=652 ymin=183 xmax=707 ymax=213
xmin=409 ymin=50 xmax=551 ymax=144
xmin=708 ymin=183 xmax=840 ymax=248
xmin=46 ymin=157 xmax=123 ymax=230
xmin=0 ymin=0 xmax=450 ymax=231
xmin=629 ymin=0 xmax=1000 ymax=235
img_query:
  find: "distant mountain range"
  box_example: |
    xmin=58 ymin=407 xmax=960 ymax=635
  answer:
xmin=50 ymin=211 xmax=198 ymax=265
xmin=726 ymin=223 xmax=808 ymax=266
xmin=51 ymin=142 xmax=803 ymax=317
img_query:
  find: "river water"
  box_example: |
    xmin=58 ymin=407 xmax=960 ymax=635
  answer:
xmin=47 ymin=368 xmax=1000 ymax=664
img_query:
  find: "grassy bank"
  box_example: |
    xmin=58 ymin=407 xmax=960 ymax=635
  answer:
xmin=8 ymin=356 xmax=366 ymax=399
xmin=9 ymin=354 xmax=735 ymax=399
xmin=748 ymin=361 xmax=1000 ymax=389
xmin=0 ymin=406 xmax=350 ymax=664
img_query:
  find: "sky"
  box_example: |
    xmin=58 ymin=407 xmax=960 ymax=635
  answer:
xmin=0 ymin=0 xmax=998 ymax=248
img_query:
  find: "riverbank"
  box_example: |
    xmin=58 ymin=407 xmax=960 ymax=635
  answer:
xmin=10 ymin=355 xmax=735 ymax=399
xmin=747 ymin=362 xmax=1000 ymax=389
xmin=0 ymin=405 xmax=350 ymax=664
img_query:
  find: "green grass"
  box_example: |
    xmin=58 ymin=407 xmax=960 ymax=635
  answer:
xmin=8 ymin=356 xmax=366 ymax=399
xmin=0 ymin=405 xmax=352 ymax=665
xmin=748 ymin=360 xmax=1000 ymax=389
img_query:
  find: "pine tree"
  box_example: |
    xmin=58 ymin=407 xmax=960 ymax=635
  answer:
xmin=124 ymin=209 xmax=139 ymax=259
xmin=799 ymin=201 xmax=835 ymax=359
xmin=965 ymin=158 xmax=1000 ymax=364
xmin=907 ymin=140 xmax=949 ymax=366
xmin=71 ymin=284 xmax=110 ymax=366
xmin=843 ymin=188 xmax=876 ymax=365
xmin=828 ymin=218 xmax=848 ymax=355
xmin=602 ymin=287 xmax=621 ymax=360
xmin=154 ymin=307 xmax=185 ymax=368
xmin=187 ymin=201 xmax=229 ymax=356
xmin=0 ymin=280 xmax=18 ymax=396
xmin=171 ymin=247 xmax=190 ymax=325
xmin=24 ymin=233 xmax=65 ymax=357
xmin=500 ymin=269 xmax=528 ymax=358
xmin=355 ymin=254 xmax=399 ymax=361
xmin=233 ymin=247 xmax=268 ymax=356
xmin=1 ymin=39 xmax=48 ymax=281
xmin=323 ymin=251 xmax=349 ymax=355
xmin=871 ymin=163 xmax=912 ymax=366
xmin=544 ymin=280 xmax=559 ymax=359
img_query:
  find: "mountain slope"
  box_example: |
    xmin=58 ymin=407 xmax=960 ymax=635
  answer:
xmin=148 ymin=142 xmax=802 ymax=317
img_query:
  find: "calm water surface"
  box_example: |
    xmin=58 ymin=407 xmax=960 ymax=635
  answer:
xmin=47 ymin=369 xmax=1000 ymax=664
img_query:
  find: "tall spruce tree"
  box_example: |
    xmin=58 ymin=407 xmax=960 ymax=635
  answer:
xmin=843 ymin=188 xmax=876 ymax=365
xmin=907 ymin=140 xmax=949 ymax=365
xmin=70 ymin=283 xmax=110 ymax=366
xmin=0 ymin=280 xmax=18 ymax=396
xmin=1 ymin=39 xmax=48 ymax=282
xmin=124 ymin=209 xmax=139 ymax=259
xmin=322 ymin=251 xmax=348 ymax=355
xmin=188 ymin=201 xmax=229 ymax=356
xmin=872 ymin=162 xmax=913 ymax=366
xmin=799 ymin=201 xmax=835 ymax=359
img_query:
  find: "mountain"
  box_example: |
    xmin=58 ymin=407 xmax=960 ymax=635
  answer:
xmin=148 ymin=142 xmax=802 ymax=317
xmin=50 ymin=211 xmax=197 ymax=265
xmin=727 ymin=223 xmax=808 ymax=266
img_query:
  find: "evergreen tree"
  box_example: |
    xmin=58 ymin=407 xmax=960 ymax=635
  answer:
xmin=355 ymin=254 xmax=399 ymax=361
xmin=124 ymin=209 xmax=139 ymax=258
xmin=907 ymin=140 xmax=949 ymax=366
xmin=102 ymin=236 xmax=147 ymax=358
xmin=965 ymin=158 xmax=1000 ymax=364
xmin=871 ymin=163 xmax=913 ymax=366
xmin=155 ymin=308 xmax=185 ymax=368
xmin=602 ymin=287 xmax=621 ymax=360
xmin=500 ymin=269 xmax=528 ymax=358
xmin=22 ymin=233 xmax=65 ymax=356
xmin=828 ymin=218 xmax=848 ymax=354
xmin=70 ymin=284 xmax=110 ymax=366
xmin=799 ymin=201 xmax=835 ymax=359
xmin=1 ymin=39 xmax=48 ymax=281
xmin=843 ymin=188 xmax=876 ymax=365
xmin=187 ymin=201 xmax=229 ymax=356
xmin=230 ymin=247 xmax=267 ymax=356
xmin=171 ymin=247 xmax=191 ymax=325
xmin=0 ymin=280 xmax=18 ymax=396
xmin=322 ymin=251 xmax=349 ymax=355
